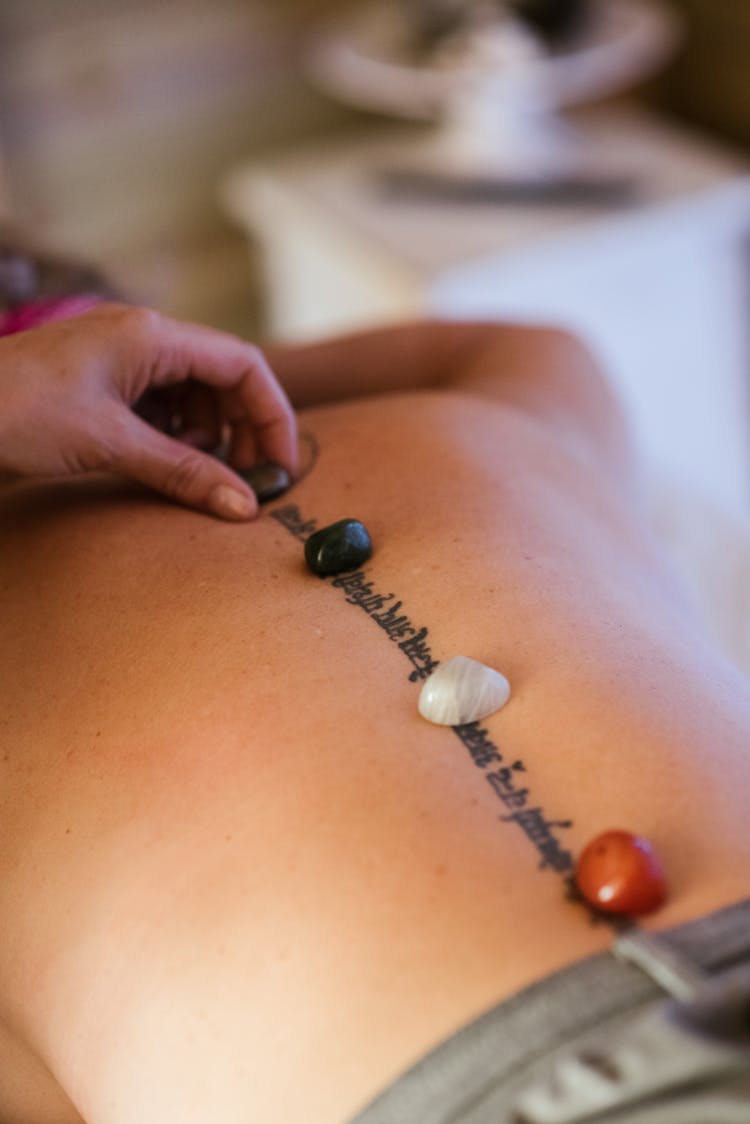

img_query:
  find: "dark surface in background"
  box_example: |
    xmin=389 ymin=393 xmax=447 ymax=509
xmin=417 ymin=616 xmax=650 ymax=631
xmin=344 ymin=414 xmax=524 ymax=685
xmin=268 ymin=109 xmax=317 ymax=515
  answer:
xmin=510 ymin=0 xmax=588 ymax=41
xmin=655 ymin=0 xmax=750 ymax=149
xmin=408 ymin=0 xmax=589 ymax=54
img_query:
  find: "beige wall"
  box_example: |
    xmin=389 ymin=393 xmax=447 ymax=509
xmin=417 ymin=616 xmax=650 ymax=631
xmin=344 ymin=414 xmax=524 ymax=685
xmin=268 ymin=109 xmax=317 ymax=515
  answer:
xmin=0 ymin=0 xmax=353 ymax=332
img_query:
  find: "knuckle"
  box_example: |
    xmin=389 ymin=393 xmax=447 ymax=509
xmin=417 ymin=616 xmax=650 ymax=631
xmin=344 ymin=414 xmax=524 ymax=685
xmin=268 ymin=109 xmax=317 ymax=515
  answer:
xmin=111 ymin=304 xmax=162 ymax=342
xmin=244 ymin=342 xmax=264 ymax=366
xmin=242 ymin=343 xmax=270 ymax=378
xmin=161 ymin=450 xmax=206 ymax=500
xmin=95 ymin=409 xmax=138 ymax=468
xmin=86 ymin=299 xmax=130 ymax=318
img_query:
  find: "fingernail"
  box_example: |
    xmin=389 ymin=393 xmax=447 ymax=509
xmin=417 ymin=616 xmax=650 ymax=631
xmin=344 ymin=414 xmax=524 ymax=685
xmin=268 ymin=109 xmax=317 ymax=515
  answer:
xmin=210 ymin=484 xmax=254 ymax=520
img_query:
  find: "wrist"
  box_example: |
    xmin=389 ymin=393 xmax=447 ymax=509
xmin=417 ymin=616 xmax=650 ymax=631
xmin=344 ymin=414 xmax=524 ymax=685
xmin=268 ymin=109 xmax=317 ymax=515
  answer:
xmin=0 ymin=295 xmax=104 ymax=338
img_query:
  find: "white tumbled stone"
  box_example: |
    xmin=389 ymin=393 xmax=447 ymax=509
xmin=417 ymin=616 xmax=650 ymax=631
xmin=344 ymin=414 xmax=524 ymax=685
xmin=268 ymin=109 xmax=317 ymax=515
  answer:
xmin=418 ymin=656 xmax=510 ymax=727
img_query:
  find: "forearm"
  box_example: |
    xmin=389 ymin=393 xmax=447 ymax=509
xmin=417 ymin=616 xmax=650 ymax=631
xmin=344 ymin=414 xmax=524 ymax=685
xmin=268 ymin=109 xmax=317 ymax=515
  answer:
xmin=262 ymin=318 xmax=632 ymax=480
xmin=262 ymin=319 xmax=601 ymax=413
xmin=260 ymin=320 xmax=494 ymax=409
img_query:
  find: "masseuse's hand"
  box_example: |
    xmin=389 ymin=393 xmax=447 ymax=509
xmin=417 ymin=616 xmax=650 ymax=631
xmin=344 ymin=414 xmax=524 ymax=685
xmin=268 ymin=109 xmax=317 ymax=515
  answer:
xmin=0 ymin=303 xmax=297 ymax=520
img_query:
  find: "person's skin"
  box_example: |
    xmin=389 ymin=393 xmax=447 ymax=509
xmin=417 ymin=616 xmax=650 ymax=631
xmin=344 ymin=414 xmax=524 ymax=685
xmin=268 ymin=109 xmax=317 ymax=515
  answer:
xmin=0 ymin=321 xmax=748 ymax=1124
xmin=0 ymin=303 xmax=298 ymax=520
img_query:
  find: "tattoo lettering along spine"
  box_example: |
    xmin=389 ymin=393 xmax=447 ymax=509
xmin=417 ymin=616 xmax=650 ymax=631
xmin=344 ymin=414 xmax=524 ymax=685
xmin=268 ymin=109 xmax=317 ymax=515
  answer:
xmin=271 ymin=503 xmax=577 ymax=889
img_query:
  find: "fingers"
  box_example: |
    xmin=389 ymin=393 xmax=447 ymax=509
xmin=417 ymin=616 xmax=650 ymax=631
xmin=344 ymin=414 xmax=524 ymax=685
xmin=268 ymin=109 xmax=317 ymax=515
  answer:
xmin=146 ymin=314 xmax=298 ymax=475
xmin=0 ymin=302 xmax=296 ymax=515
xmin=111 ymin=410 xmax=258 ymax=521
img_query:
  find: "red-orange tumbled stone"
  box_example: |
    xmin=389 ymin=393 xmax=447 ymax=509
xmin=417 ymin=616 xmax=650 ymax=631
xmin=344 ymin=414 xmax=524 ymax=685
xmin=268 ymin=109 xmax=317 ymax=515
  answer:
xmin=574 ymin=830 xmax=667 ymax=916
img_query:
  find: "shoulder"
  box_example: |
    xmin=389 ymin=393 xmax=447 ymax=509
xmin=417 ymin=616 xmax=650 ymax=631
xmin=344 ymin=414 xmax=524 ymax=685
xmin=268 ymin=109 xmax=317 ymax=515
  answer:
xmin=441 ymin=322 xmax=634 ymax=479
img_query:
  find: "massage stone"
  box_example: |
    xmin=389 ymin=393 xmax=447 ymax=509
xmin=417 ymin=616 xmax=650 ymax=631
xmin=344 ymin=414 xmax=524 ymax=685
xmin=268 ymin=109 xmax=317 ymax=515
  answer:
xmin=575 ymin=830 xmax=667 ymax=916
xmin=238 ymin=463 xmax=291 ymax=503
xmin=418 ymin=656 xmax=511 ymax=726
xmin=304 ymin=518 xmax=373 ymax=576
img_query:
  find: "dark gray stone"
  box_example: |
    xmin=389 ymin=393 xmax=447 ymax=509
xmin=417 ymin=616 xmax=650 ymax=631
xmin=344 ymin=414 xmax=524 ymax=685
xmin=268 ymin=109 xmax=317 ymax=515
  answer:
xmin=304 ymin=518 xmax=373 ymax=576
xmin=237 ymin=463 xmax=291 ymax=503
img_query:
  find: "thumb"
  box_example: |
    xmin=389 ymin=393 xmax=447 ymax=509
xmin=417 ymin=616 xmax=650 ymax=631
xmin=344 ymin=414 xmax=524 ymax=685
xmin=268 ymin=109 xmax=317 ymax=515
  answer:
xmin=112 ymin=412 xmax=258 ymax=520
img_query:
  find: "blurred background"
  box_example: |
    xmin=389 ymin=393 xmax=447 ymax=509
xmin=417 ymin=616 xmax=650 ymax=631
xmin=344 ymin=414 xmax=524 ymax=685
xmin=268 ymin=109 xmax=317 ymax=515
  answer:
xmin=0 ymin=0 xmax=749 ymax=519
xmin=0 ymin=0 xmax=352 ymax=333
xmin=0 ymin=0 xmax=747 ymax=332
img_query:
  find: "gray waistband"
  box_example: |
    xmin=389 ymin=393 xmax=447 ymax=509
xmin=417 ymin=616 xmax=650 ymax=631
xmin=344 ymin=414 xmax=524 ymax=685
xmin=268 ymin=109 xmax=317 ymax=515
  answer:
xmin=349 ymin=899 xmax=750 ymax=1124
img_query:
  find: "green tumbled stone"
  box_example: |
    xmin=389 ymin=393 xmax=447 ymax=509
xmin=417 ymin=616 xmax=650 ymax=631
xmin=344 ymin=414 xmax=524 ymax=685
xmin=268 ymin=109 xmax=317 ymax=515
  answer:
xmin=237 ymin=463 xmax=291 ymax=503
xmin=304 ymin=518 xmax=373 ymax=576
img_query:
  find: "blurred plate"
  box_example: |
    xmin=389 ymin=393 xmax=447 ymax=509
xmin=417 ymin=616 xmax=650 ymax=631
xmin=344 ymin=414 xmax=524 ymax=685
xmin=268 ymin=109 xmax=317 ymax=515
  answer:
xmin=305 ymin=0 xmax=681 ymax=119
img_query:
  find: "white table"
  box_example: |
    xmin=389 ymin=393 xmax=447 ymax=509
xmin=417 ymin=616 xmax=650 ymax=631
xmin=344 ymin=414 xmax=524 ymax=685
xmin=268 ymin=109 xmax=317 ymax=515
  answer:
xmin=222 ymin=104 xmax=750 ymax=515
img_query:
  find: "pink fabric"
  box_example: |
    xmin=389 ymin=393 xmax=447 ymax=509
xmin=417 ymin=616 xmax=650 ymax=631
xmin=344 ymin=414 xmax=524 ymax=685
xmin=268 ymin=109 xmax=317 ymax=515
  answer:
xmin=0 ymin=294 xmax=103 ymax=336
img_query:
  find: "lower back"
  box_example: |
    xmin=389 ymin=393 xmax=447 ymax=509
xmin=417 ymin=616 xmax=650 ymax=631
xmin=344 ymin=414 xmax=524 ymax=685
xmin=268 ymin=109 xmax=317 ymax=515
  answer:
xmin=1 ymin=392 xmax=748 ymax=1123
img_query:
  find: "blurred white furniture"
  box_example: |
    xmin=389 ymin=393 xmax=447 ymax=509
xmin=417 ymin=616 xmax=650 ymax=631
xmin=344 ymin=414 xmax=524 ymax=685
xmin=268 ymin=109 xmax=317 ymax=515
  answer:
xmin=304 ymin=0 xmax=680 ymax=182
xmin=222 ymin=103 xmax=750 ymax=515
